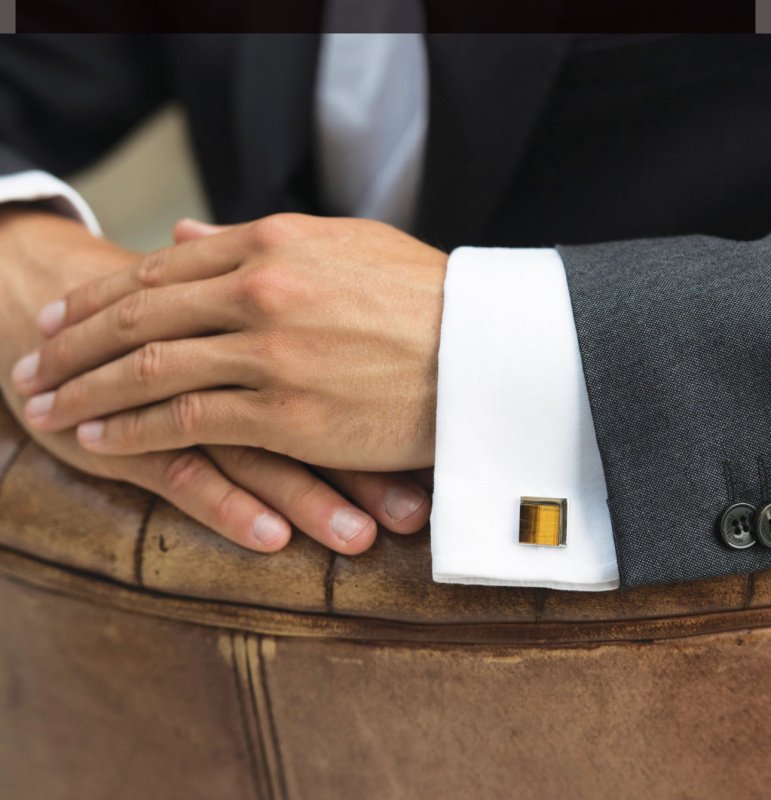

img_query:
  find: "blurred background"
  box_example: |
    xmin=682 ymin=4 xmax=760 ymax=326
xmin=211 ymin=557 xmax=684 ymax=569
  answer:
xmin=69 ymin=105 xmax=212 ymax=252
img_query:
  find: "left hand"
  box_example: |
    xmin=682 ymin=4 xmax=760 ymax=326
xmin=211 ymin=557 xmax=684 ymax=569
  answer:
xmin=13 ymin=214 xmax=448 ymax=471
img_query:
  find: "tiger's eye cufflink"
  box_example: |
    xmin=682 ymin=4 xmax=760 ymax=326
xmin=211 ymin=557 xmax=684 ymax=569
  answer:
xmin=519 ymin=497 xmax=567 ymax=547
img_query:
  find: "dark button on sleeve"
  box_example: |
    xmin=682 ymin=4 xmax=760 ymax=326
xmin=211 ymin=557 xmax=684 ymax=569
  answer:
xmin=720 ymin=502 xmax=757 ymax=549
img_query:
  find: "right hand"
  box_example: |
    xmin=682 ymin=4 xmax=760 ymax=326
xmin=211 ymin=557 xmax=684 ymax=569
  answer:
xmin=0 ymin=206 xmax=431 ymax=555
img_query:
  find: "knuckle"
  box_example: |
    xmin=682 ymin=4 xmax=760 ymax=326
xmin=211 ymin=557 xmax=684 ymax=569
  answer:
xmin=48 ymin=333 xmax=76 ymax=372
xmin=286 ymin=473 xmax=328 ymax=512
xmin=232 ymin=269 xmax=264 ymax=310
xmin=226 ymin=446 xmax=266 ymax=473
xmin=115 ymin=290 xmax=149 ymax=337
xmin=246 ymin=213 xmax=301 ymax=245
xmin=212 ymin=485 xmax=242 ymax=527
xmin=169 ymin=392 xmax=204 ymax=436
xmin=131 ymin=342 xmax=164 ymax=386
xmin=57 ymin=377 xmax=86 ymax=415
xmin=244 ymin=217 xmax=269 ymax=245
xmin=117 ymin=410 xmax=143 ymax=445
xmin=135 ymin=248 xmax=169 ymax=288
xmin=234 ymin=266 xmax=297 ymax=317
xmin=163 ymin=451 xmax=209 ymax=493
xmin=80 ymin=279 xmax=106 ymax=318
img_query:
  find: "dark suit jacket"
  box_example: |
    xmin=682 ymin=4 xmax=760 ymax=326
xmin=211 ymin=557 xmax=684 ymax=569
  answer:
xmin=2 ymin=34 xmax=771 ymax=589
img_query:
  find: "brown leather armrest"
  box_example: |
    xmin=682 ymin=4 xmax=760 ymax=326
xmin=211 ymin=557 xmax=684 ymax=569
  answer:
xmin=2 ymin=397 xmax=771 ymax=800
xmin=1 ymin=398 xmax=768 ymax=640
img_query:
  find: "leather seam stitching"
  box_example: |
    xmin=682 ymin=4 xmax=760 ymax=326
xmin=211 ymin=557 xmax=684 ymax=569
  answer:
xmin=245 ymin=635 xmax=275 ymax=799
xmin=230 ymin=631 xmax=263 ymax=800
xmin=132 ymin=494 xmax=157 ymax=587
xmin=323 ymin=549 xmax=336 ymax=613
xmin=0 ymin=545 xmax=764 ymax=646
xmin=258 ymin=640 xmax=288 ymax=800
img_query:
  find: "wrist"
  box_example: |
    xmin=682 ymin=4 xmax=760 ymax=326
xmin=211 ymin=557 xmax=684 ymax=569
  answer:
xmin=0 ymin=206 xmax=136 ymax=368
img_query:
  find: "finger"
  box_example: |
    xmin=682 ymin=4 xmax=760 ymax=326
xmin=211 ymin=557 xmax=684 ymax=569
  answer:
xmin=207 ymin=446 xmax=377 ymax=555
xmin=316 ymin=467 xmax=431 ymax=534
xmin=173 ymin=218 xmax=234 ymax=243
xmin=133 ymin=449 xmax=291 ymax=553
xmin=37 ymin=223 xmax=252 ymax=335
xmin=411 ymin=467 xmax=435 ymax=492
xmin=17 ymin=278 xmax=236 ymax=396
xmin=24 ymin=335 xmax=254 ymax=433
xmin=75 ymin=389 xmax=260 ymax=455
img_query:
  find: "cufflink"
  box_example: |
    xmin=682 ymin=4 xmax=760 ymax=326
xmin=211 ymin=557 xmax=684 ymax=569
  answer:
xmin=519 ymin=497 xmax=567 ymax=547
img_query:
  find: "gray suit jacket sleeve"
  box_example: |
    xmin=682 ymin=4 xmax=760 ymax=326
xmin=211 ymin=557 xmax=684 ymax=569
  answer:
xmin=0 ymin=36 xmax=168 ymax=181
xmin=558 ymin=234 xmax=771 ymax=589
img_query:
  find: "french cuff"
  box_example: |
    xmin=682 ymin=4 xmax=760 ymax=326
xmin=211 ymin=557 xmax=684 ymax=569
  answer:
xmin=430 ymin=246 xmax=620 ymax=591
xmin=0 ymin=170 xmax=102 ymax=236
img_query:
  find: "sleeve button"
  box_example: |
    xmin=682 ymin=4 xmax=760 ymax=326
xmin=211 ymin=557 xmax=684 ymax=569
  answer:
xmin=756 ymin=503 xmax=771 ymax=548
xmin=719 ymin=503 xmax=757 ymax=550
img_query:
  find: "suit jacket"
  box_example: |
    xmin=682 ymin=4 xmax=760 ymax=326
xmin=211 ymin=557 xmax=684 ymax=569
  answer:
xmin=2 ymin=33 xmax=771 ymax=589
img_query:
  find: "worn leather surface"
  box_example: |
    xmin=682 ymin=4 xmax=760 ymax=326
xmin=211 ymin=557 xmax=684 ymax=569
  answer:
xmin=1 ymin=398 xmax=770 ymax=798
xmin=1 ymin=559 xmax=770 ymax=800
xmin=1 ymin=400 xmax=767 ymax=623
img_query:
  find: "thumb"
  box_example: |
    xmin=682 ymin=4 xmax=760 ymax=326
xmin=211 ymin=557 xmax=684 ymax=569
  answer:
xmin=173 ymin=218 xmax=233 ymax=244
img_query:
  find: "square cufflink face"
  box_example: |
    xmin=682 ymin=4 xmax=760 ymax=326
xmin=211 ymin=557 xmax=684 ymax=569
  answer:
xmin=519 ymin=497 xmax=567 ymax=547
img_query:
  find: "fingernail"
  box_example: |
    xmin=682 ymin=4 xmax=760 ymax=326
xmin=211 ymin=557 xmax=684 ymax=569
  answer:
xmin=252 ymin=512 xmax=286 ymax=546
xmin=384 ymin=486 xmax=426 ymax=521
xmin=25 ymin=391 xmax=54 ymax=419
xmin=78 ymin=420 xmax=105 ymax=443
xmin=11 ymin=351 xmax=40 ymax=387
xmin=37 ymin=299 xmax=66 ymax=334
xmin=330 ymin=508 xmax=371 ymax=543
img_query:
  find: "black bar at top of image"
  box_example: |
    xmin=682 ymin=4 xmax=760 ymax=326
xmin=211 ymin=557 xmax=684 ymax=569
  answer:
xmin=16 ymin=0 xmax=756 ymax=34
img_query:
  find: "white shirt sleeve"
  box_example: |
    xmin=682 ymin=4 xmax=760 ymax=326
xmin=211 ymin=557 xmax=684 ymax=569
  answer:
xmin=0 ymin=170 xmax=102 ymax=236
xmin=430 ymin=246 xmax=620 ymax=591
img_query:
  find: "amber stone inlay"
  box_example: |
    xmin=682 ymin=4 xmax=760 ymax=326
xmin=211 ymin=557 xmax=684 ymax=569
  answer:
xmin=519 ymin=497 xmax=567 ymax=547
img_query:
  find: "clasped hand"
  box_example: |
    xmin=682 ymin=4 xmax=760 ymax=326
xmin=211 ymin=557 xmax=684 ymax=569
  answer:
xmin=12 ymin=213 xmax=447 ymax=552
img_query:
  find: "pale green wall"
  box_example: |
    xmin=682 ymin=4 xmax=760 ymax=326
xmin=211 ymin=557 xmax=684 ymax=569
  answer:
xmin=69 ymin=105 xmax=212 ymax=253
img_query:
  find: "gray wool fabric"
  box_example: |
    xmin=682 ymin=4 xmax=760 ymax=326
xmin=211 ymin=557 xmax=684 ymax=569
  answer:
xmin=559 ymin=234 xmax=771 ymax=589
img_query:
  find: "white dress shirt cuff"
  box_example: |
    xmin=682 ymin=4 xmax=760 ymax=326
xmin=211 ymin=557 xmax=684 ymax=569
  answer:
xmin=0 ymin=170 xmax=102 ymax=236
xmin=430 ymin=246 xmax=620 ymax=591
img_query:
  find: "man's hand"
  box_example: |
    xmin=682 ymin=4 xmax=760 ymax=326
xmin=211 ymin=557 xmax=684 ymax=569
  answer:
xmin=1 ymin=207 xmax=431 ymax=555
xmin=14 ymin=214 xmax=448 ymax=471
